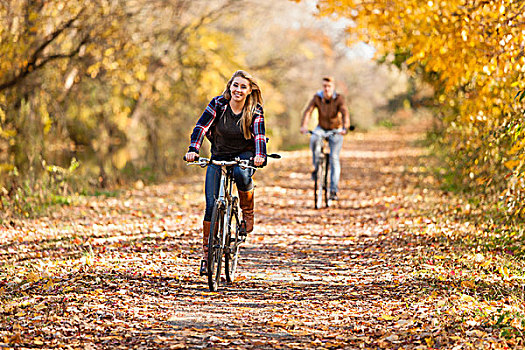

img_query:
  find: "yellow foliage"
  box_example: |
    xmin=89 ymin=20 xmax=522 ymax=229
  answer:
xmin=313 ymin=0 xmax=525 ymax=215
xmin=112 ymin=148 xmax=130 ymax=170
xmin=0 ymin=163 xmax=15 ymax=173
xmin=505 ymin=159 xmax=521 ymax=170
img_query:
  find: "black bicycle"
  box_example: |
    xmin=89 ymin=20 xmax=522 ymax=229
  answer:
xmin=309 ymin=131 xmax=333 ymax=209
xmin=308 ymin=128 xmax=354 ymax=209
xmin=187 ymin=154 xmax=280 ymax=291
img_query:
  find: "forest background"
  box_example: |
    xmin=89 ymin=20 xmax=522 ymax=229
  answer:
xmin=0 ymin=0 xmax=524 ymax=227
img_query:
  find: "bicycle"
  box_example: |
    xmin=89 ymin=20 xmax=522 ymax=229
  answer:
xmin=308 ymin=128 xmax=353 ymax=209
xmin=186 ymin=154 xmax=280 ymax=291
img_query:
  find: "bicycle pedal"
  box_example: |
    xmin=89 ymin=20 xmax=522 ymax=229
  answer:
xmin=235 ymin=235 xmax=246 ymax=243
xmin=199 ymin=260 xmax=207 ymax=276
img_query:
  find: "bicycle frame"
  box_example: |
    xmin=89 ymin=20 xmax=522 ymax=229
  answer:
xmin=187 ymin=157 xmax=253 ymax=291
xmin=309 ymin=129 xmax=341 ymax=209
xmin=216 ymin=165 xmax=235 ymax=253
xmin=217 ymin=165 xmax=245 ymax=285
xmin=315 ymin=144 xmax=330 ymax=209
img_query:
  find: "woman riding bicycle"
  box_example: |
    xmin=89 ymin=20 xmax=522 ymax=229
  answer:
xmin=184 ymin=70 xmax=266 ymax=275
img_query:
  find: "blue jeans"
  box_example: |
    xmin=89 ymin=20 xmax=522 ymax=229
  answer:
xmin=204 ymin=151 xmax=255 ymax=221
xmin=310 ymin=126 xmax=343 ymax=194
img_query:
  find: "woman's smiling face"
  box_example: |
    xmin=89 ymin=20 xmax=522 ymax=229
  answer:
xmin=230 ymin=76 xmax=252 ymax=103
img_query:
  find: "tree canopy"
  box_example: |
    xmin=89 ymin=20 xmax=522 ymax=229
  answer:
xmin=311 ymin=0 xmax=525 ymax=218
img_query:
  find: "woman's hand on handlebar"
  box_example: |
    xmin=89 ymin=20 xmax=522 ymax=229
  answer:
xmin=253 ymin=155 xmax=265 ymax=167
xmin=185 ymin=152 xmax=198 ymax=162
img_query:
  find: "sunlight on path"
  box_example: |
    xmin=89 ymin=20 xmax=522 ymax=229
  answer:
xmin=2 ymin=120 xmax=506 ymax=349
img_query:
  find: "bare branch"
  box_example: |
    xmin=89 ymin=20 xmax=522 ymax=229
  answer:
xmin=0 ymin=9 xmax=86 ymax=92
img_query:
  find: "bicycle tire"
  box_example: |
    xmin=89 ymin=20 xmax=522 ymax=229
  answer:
xmin=314 ymin=155 xmax=325 ymax=209
xmin=207 ymin=202 xmax=223 ymax=291
xmin=324 ymin=156 xmax=331 ymax=208
xmin=225 ymin=197 xmax=240 ymax=284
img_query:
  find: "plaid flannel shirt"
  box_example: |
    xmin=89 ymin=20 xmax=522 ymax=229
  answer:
xmin=188 ymin=95 xmax=267 ymax=158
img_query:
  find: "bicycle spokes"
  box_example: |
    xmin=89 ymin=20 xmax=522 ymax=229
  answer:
xmin=314 ymin=157 xmax=325 ymax=209
xmin=207 ymin=206 xmax=223 ymax=291
xmin=225 ymin=204 xmax=241 ymax=284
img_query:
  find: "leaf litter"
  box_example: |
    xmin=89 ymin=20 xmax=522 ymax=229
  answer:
xmin=1 ymin=119 xmax=524 ymax=349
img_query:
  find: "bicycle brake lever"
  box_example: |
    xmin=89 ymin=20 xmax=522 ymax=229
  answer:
xmin=239 ymin=160 xmax=255 ymax=170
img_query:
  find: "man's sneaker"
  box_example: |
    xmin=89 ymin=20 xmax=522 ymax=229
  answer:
xmin=329 ymin=191 xmax=338 ymax=201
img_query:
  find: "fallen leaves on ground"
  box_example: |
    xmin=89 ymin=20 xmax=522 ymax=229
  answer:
xmin=1 ymin=118 xmax=524 ymax=349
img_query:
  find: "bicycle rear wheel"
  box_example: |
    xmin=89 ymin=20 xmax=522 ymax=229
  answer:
xmin=324 ymin=156 xmax=331 ymax=208
xmin=207 ymin=202 xmax=224 ymax=291
xmin=314 ymin=155 xmax=325 ymax=209
xmin=225 ymin=197 xmax=241 ymax=284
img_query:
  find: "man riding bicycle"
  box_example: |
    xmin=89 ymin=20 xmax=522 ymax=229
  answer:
xmin=300 ymin=76 xmax=351 ymax=201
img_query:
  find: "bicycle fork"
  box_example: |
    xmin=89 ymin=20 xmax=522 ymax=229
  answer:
xmin=216 ymin=174 xmax=233 ymax=254
xmin=222 ymin=200 xmax=232 ymax=254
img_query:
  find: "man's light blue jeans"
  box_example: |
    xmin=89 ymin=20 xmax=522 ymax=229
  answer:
xmin=310 ymin=126 xmax=344 ymax=194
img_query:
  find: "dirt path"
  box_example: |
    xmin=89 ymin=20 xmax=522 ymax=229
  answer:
xmin=1 ymin=122 xmax=514 ymax=349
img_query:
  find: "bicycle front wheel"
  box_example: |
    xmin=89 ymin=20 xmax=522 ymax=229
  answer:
xmin=324 ymin=156 xmax=331 ymax=208
xmin=207 ymin=202 xmax=224 ymax=291
xmin=225 ymin=197 xmax=241 ymax=284
xmin=314 ymin=155 xmax=325 ymax=209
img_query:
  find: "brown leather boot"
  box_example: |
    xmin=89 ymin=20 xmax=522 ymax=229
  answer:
xmin=238 ymin=189 xmax=254 ymax=233
xmin=202 ymin=221 xmax=211 ymax=256
xmin=200 ymin=221 xmax=211 ymax=275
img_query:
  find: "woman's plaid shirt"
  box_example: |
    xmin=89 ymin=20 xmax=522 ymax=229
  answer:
xmin=188 ymin=95 xmax=267 ymax=158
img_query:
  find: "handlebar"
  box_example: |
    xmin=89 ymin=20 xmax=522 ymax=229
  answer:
xmin=183 ymin=153 xmax=281 ymax=169
xmin=307 ymin=126 xmax=354 ymax=136
xmin=190 ymin=158 xmax=256 ymax=170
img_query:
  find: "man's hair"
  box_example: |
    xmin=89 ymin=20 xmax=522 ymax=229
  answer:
xmin=322 ymin=76 xmax=335 ymax=83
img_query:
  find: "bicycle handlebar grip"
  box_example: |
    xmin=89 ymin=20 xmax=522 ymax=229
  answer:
xmin=248 ymin=157 xmax=266 ymax=168
xmin=250 ymin=154 xmax=281 ymax=168
xmin=183 ymin=155 xmax=199 ymax=162
xmin=250 ymin=158 xmax=265 ymax=168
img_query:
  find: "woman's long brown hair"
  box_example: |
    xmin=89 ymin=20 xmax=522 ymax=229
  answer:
xmin=222 ymin=70 xmax=263 ymax=139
